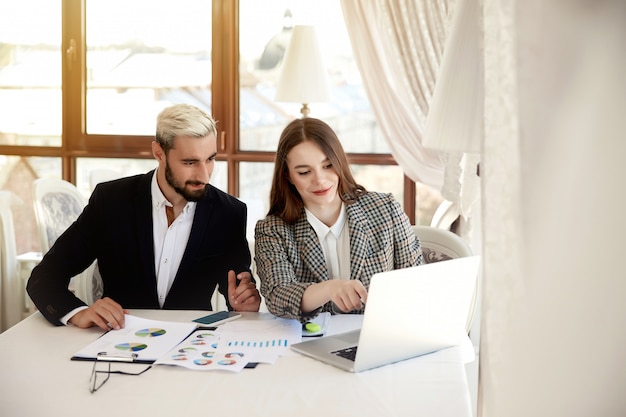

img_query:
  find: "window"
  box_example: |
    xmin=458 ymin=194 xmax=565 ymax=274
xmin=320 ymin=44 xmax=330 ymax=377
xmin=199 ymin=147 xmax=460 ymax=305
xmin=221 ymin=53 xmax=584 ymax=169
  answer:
xmin=0 ymin=1 xmax=62 ymax=147
xmin=85 ymin=0 xmax=213 ymax=135
xmin=0 ymin=0 xmax=438 ymax=255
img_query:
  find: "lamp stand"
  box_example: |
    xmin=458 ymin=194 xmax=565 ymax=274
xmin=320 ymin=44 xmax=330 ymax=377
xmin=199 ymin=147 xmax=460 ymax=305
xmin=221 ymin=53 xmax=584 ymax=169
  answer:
xmin=300 ymin=103 xmax=311 ymax=118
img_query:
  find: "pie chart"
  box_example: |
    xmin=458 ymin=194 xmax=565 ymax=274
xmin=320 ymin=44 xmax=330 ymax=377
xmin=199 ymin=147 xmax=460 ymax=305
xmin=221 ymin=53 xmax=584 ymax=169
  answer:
xmin=115 ymin=342 xmax=148 ymax=352
xmin=135 ymin=328 xmax=166 ymax=337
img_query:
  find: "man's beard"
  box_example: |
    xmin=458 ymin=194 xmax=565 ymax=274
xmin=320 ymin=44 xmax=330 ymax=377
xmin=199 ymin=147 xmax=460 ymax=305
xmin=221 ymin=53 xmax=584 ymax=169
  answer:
xmin=165 ymin=162 xmax=209 ymax=202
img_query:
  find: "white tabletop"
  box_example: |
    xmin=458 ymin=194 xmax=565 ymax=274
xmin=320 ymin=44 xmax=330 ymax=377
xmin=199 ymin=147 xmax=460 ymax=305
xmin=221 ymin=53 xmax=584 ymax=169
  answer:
xmin=0 ymin=310 xmax=474 ymax=417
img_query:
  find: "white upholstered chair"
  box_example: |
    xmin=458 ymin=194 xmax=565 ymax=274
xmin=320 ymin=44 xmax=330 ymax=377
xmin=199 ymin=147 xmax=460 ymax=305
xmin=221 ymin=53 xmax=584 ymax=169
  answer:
xmin=412 ymin=225 xmax=477 ymax=332
xmin=32 ymin=178 xmax=102 ymax=305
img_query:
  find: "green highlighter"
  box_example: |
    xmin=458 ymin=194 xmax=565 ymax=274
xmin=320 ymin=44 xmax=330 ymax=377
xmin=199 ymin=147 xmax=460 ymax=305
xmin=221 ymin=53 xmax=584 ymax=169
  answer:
xmin=304 ymin=322 xmax=321 ymax=333
xmin=302 ymin=312 xmax=330 ymax=337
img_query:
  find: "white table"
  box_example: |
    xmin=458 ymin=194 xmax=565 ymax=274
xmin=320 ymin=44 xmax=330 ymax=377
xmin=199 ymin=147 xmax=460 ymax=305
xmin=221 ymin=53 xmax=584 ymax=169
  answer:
xmin=0 ymin=310 xmax=474 ymax=417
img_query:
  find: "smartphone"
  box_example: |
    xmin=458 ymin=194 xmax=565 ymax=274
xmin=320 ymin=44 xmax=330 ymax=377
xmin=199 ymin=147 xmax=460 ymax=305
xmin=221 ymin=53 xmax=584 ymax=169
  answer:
xmin=192 ymin=311 xmax=241 ymax=326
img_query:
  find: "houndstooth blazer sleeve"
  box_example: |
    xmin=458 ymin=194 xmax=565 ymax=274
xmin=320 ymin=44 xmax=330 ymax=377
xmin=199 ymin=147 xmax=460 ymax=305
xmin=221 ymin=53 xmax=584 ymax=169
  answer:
xmin=254 ymin=192 xmax=422 ymax=321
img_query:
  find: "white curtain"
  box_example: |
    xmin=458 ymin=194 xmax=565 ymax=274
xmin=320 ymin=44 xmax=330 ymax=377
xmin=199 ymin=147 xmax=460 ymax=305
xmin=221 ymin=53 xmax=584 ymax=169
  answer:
xmin=340 ymin=0 xmax=451 ymax=190
xmin=481 ymin=0 xmax=626 ymax=415
xmin=341 ymin=0 xmax=482 ymax=236
xmin=0 ymin=191 xmax=23 ymax=332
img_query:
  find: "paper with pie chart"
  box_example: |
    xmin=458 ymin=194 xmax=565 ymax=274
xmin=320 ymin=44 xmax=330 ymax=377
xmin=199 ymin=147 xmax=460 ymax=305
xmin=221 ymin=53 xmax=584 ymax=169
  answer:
xmin=155 ymin=329 xmax=249 ymax=372
xmin=71 ymin=314 xmax=197 ymax=363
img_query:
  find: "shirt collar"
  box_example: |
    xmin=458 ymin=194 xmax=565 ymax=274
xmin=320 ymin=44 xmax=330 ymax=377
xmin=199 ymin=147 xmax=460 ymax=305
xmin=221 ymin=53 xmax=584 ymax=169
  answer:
xmin=151 ymin=169 xmax=195 ymax=214
xmin=305 ymin=203 xmax=347 ymax=239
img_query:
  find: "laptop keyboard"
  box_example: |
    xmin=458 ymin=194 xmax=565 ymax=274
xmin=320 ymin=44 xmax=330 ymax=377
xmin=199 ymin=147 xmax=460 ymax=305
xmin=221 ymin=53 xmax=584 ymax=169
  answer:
xmin=331 ymin=346 xmax=358 ymax=361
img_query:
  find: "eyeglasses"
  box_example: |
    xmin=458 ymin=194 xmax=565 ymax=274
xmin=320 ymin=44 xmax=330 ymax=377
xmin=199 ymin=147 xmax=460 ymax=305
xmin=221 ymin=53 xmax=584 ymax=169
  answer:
xmin=89 ymin=352 xmax=152 ymax=393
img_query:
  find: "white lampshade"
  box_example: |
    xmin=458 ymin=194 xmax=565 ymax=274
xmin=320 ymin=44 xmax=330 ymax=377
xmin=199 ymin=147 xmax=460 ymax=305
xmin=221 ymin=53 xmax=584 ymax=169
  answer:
xmin=275 ymin=25 xmax=331 ymax=117
xmin=422 ymin=0 xmax=481 ymax=153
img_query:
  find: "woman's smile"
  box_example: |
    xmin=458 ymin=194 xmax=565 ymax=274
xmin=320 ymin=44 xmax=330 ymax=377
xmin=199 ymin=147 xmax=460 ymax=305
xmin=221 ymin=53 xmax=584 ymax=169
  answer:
xmin=313 ymin=186 xmax=332 ymax=196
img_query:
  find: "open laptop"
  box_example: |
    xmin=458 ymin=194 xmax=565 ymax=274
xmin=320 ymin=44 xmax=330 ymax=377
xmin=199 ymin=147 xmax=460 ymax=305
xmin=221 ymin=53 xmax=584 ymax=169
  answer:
xmin=290 ymin=255 xmax=481 ymax=372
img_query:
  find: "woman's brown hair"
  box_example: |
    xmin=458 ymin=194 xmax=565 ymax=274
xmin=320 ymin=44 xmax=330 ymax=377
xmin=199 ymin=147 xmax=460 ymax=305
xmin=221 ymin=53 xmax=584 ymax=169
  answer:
xmin=267 ymin=117 xmax=366 ymax=224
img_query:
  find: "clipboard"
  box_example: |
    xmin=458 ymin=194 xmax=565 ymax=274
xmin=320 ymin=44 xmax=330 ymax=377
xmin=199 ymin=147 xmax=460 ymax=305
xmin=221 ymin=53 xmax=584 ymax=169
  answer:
xmin=72 ymin=349 xmax=154 ymax=364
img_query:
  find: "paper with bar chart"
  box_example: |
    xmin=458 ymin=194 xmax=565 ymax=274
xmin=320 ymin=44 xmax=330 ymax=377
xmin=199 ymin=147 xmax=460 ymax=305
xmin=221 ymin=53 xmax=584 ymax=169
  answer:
xmin=155 ymin=316 xmax=302 ymax=371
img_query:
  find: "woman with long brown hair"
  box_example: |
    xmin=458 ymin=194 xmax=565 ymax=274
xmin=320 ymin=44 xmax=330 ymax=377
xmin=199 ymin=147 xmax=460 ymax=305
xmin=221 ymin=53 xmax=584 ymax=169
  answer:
xmin=254 ymin=117 xmax=422 ymax=322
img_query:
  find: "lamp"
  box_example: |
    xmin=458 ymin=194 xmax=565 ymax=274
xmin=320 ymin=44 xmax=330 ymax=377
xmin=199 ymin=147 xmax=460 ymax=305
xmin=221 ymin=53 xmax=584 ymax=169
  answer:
xmin=275 ymin=25 xmax=330 ymax=118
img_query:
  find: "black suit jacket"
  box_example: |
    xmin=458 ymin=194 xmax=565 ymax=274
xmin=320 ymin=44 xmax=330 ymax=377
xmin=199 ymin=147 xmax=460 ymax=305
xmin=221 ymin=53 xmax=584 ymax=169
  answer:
xmin=27 ymin=171 xmax=251 ymax=325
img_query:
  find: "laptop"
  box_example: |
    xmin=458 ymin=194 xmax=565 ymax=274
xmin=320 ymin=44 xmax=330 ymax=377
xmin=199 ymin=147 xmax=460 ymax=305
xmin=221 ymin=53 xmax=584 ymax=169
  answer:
xmin=290 ymin=255 xmax=481 ymax=372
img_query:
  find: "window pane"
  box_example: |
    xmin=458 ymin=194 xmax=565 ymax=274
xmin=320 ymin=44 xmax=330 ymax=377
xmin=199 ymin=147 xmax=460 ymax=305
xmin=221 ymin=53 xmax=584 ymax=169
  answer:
xmin=75 ymin=158 xmax=157 ymax=196
xmin=239 ymin=162 xmax=273 ymax=241
xmin=239 ymin=0 xmax=387 ymax=154
xmin=0 ymin=0 xmax=62 ymax=146
xmin=416 ymin=183 xmax=444 ymax=226
xmin=86 ymin=0 xmax=212 ymax=135
xmin=351 ymin=164 xmax=405 ymax=208
xmin=0 ymin=155 xmax=62 ymax=253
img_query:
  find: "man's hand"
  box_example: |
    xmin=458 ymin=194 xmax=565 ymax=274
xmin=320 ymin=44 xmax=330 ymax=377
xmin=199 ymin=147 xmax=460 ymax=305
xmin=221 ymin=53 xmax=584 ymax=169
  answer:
xmin=68 ymin=297 xmax=128 ymax=330
xmin=227 ymin=270 xmax=261 ymax=312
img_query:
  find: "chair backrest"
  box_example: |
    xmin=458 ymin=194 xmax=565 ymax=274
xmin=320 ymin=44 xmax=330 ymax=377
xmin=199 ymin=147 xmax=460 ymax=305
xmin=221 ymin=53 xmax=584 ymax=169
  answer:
xmin=412 ymin=225 xmax=473 ymax=263
xmin=32 ymin=178 xmax=87 ymax=253
xmin=430 ymin=199 xmax=459 ymax=230
xmin=32 ymin=178 xmax=98 ymax=304
xmin=412 ymin=225 xmax=477 ymax=332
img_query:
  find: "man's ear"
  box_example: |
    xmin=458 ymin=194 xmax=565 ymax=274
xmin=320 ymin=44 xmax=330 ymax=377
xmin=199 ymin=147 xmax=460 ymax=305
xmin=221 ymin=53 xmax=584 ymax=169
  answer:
xmin=152 ymin=141 xmax=165 ymax=162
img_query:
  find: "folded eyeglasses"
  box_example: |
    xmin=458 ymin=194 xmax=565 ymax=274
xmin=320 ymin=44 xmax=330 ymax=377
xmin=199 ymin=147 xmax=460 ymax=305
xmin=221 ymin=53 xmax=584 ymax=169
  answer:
xmin=89 ymin=352 xmax=152 ymax=393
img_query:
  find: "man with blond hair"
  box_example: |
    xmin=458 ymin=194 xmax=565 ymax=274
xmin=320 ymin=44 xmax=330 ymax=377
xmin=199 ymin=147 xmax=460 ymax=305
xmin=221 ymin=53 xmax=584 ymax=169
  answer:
xmin=28 ymin=104 xmax=261 ymax=329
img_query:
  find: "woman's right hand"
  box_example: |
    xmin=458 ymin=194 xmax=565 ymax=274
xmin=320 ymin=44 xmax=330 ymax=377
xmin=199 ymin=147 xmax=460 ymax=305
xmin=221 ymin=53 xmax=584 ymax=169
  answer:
xmin=301 ymin=279 xmax=368 ymax=313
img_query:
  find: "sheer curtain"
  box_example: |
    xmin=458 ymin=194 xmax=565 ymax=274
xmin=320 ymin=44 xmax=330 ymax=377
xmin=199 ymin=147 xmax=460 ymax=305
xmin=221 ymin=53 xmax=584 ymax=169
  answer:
xmin=0 ymin=191 xmax=23 ymax=332
xmin=340 ymin=0 xmax=451 ymax=190
xmin=341 ymin=0 xmax=481 ymax=237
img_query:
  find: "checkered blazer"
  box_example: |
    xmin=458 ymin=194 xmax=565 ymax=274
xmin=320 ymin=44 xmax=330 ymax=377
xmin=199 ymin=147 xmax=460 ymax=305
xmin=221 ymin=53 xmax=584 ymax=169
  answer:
xmin=254 ymin=192 xmax=422 ymax=321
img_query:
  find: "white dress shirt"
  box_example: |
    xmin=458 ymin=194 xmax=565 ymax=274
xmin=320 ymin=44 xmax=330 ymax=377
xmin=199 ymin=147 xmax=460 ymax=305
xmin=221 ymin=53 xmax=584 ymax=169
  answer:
xmin=151 ymin=171 xmax=196 ymax=307
xmin=305 ymin=204 xmax=350 ymax=280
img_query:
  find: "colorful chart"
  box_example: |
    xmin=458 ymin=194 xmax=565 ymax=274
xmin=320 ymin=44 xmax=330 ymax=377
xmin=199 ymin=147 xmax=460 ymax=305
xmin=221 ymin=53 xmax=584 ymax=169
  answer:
xmin=225 ymin=352 xmax=244 ymax=358
xmin=171 ymin=354 xmax=187 ymax=361
xmin=179 ymin=347 xmax=197 ymax=353
xmin=115 ymin=342 xmax=148 ymax=352
xmin=190 ymin=339 xmax=206 ymax=345
xmin=194 ymin=359 xmax=212 ymax=366
xmin=135 ymin=328 xmax=166 ymax=337
xmin=218 ymin=359 xmax=237 ymax=366
xmin=197 ymin=333 xmax=215 ymax=339
xmin=201 ymin=351 xmax=215 ymax=358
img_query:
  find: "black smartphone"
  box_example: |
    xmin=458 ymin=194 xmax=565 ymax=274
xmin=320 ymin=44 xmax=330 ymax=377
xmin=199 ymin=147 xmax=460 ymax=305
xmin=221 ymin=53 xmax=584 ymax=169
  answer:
xmin=192 ymin=311 xmax=241 ymax=326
